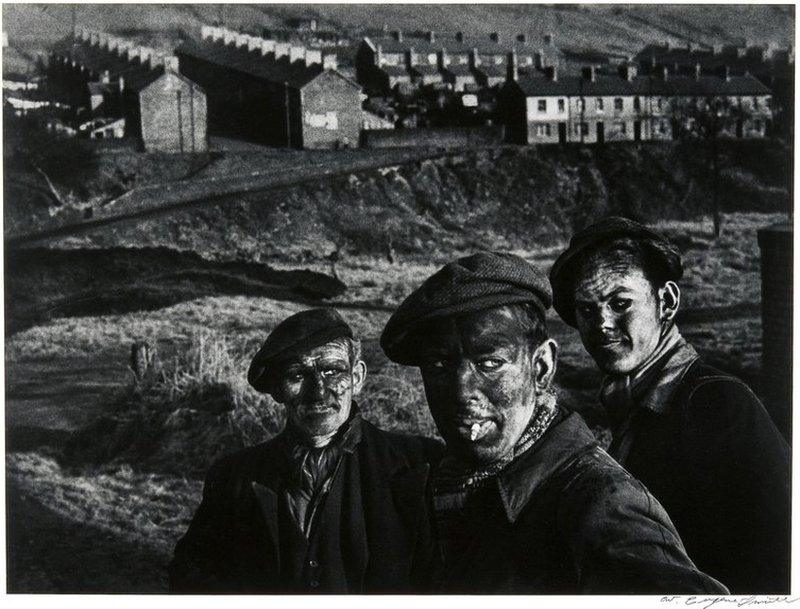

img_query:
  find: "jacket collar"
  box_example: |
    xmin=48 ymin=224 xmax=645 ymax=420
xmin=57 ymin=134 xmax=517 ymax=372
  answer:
xmin=496 ymin=410 xmax=598 ymax=523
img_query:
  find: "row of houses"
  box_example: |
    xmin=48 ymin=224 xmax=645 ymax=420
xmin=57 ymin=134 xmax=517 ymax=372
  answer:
xmin=501 ymin=64 xmax=772 ymax=144
xmin=175 ymin=26 xmax=363 ymax=149
xmin=46 ymin=29 xmax=207 ymax=152
xmin=356 ymin=31 xmax=561 ymax=94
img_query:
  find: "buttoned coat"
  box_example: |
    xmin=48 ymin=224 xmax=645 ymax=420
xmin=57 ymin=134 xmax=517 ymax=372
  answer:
xmin=437 ymin=411 xmax=728 ymax=594
xmin=168 ymin=419 xmax=442 ymax=593
xmin=613 ymin=359 xmax=791 ymax=594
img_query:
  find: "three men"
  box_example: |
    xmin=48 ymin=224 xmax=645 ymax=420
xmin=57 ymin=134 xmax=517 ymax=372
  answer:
xmin=169 ymin=308 xmax=441 ymax=593
xmin=380 ymin=252 xmax=726 ymax=593
xmin=549 ymin=217 xmax=790 ymax=593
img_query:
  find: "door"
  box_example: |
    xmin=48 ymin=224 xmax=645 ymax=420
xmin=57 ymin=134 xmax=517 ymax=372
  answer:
xmin=558 ymin=122 xmax=567 ymax=144
xmin=736 ymin=119 xmax=744 ymax=138
xmin=634 ymin=120 xmax=642 ymax=141
xmin=596 ymin=122 xmax=605 ymax=144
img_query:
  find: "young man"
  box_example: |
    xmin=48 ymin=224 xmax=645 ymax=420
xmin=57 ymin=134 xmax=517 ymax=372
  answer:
xmin=549 ymin=217 xmax=790 ymax=594
xmin=381 ymin=251 xmax=726 ymax=594
xmin=169 ymin=308 xmax=441 ymax=593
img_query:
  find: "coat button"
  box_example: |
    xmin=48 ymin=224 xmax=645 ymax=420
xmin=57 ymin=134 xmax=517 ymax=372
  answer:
xmin=308 ymin=559 xmax=318 ymax=568
xmin=310 ymin=580 xmax=319 ymax=588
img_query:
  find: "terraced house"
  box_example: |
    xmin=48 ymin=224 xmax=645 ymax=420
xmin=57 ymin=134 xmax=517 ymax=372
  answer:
xmin=501 ymin=62 xmax=772 ymax=145
xmin=176 ymin=26 xmax=362 ymax=149
xmin=356 ymin=31 xmax=542 ymax=95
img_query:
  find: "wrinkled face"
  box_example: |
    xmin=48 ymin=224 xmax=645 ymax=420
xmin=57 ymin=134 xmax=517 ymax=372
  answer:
xmin=272 ymin=339 xmax=365 ymax=441
xmin=418 ymin=306 xmax=544 ymax=466
xmin=573 ymin=260 xmax=662 ymax=375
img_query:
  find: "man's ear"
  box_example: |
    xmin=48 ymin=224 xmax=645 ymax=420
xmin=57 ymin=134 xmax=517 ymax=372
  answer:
xmin=351 ymin=360 xmax=367 ymax=396
xmin=532 ymin=339 xmax=558 ymax=393
xmin=658 ymin=281 xmax=681 ymax=323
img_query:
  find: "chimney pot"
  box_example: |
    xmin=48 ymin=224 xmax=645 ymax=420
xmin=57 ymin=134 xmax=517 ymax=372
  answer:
xmin=517 ymin=33 xmax=527 ymax=44
xmin=455 ymin=31 xmax=464 ymax=43
xmin=543 ymin=33 xmax=553 ymax=46
xmin=545 ymin=65 xmax=557 ymax=81
xmin=164 ymin=55 xmax=179 ymax=72
xmin=392 ymin=30 xmax=403 ymax=42
xmin=582 ymin=66 xmax=596 ymax=82
xmin=426 ymin=30 xmax=435 ymax=43
xmin=490 ymin=32 xmax=500 ymax=43
xmin=118 ymin=75 xmax=125 ymax=93
xmin=694 ymin=62 xmax=702 ymax=80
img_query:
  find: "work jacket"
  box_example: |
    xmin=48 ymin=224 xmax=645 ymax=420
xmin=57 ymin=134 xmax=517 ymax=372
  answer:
xmin=611 ymin=359 xmax=791 ymax=594
xmin=168 ymin=417 xmax=442 ymax=593
xmin=435 ymin=409 xmax=728 ymax=594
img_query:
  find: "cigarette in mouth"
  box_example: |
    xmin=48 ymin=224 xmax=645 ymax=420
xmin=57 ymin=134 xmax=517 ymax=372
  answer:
xmin=470 ymin=423 xmax=483 ymax=442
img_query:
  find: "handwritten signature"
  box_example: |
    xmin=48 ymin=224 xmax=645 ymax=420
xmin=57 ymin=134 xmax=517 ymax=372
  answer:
xmin=661 ymin=596 xmax=800 ymax=609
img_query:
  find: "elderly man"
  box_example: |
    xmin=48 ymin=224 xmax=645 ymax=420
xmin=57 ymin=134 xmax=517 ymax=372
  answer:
xmin=549 ymin=217 xmax=790 ymax=594
xmin=169 ymin=308 xmax=441 ymax=593
xmin=380 ymin=252 xmax=726 ymax=594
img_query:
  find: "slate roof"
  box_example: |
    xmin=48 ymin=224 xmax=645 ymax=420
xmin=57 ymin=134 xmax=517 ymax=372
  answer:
xmin=513 ymin=72 xmax=771 ymax=97
xmin=50 ymin=38 xmax=164 ymax=92
xmin=444 ymin=64 xmax=475 ymax=77
xmin=175 ymin=37 xmax=357 ymax=89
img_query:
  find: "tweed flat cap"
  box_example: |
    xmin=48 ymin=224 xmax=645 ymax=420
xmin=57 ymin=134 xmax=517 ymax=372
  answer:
xmin=381 ymin=252 xmax=552 ymax=365
xmin=247 ymin=308 xmax=353 ymax=393
xmin=550 ymin=216 xmax=683 ymax=327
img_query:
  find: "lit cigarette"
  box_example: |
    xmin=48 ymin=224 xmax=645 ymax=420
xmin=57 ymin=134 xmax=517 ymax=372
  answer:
xmin=470 ymin=423 xmax=482 ymax=442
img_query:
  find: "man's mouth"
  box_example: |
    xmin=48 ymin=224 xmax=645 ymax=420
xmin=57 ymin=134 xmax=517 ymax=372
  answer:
xmin=454 ymin=417 xmax=496 ymax=442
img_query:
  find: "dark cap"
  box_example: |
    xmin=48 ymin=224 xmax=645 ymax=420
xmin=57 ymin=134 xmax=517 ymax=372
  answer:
xmin=247 ymin=308 xmax=354 ymax=393
xmin=549 ymin=216 xmax=683 ymax=327
xmin=381 ymin=251 xmax=552 ymax=365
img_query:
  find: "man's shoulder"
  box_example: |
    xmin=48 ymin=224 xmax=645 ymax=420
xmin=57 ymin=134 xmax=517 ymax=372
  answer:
xmin=204 ymin=435 xmax=284 ymax=482
xmin=360 ymin=420 xmax=445 ymax=466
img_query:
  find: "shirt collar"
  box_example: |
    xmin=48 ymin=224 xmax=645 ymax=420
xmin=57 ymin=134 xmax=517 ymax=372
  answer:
xmin=496 ymin=410 xmax=598 ymax=523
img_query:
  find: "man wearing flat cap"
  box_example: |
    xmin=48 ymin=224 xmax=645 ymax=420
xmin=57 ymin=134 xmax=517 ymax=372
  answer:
xmin=550 ymin=217 xmax=790 ymax=594
xmin=381 ymin=252 xmax=726 ymax=594
xmin=169 ymin=308 xmax=441 ymax=593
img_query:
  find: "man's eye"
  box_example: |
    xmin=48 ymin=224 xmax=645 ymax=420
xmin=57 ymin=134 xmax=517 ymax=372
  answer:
xmin=576 ymin=304 xmax=594 ymax=318
xmin=610 ymin=298 xmax=632 ymax=312
xmin=477 ymin=359 xmax=503 ymax=372
xmin=321 ymin=367 xmax=346 ymax=377
xmin=285 ymin=372 xmax=304 ymax=383
xmin=424 ymin=360 xmax=447 ymax=371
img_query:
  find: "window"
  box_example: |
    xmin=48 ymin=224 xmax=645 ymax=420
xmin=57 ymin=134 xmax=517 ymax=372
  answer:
xmin=573 ymin=122 xmax=589 ymax=136
xmin=578 ymin=98 xmax=585 ymax=112
xmin=659 ymin=120 xmax=668 ymax=134
xmin=754 ymin=119 xmax=762 ymax=131
xmin=753 ymin=96 xmax=760 ymax=109
xmin=596 ymin=97 xmax=604 ymax=112
xmin=538 ymin=99 xmax=547 ymax=113
xmin=616 ymin=121 xmax=627 ymax=134
xmin=656 ymin=98 xmax=663 ymax=111
xmin=634 ymin=96 xmax=641 ymax=111
xmin=558 ymin=98 xmax=565 ymax=113
xmin=614 ymin=97 xmax=623 ymax=111
xmin=534 ymin=123 xmax=552 ymax=137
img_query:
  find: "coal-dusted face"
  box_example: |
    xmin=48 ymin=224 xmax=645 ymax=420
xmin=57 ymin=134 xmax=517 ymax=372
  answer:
xmin=271 ymin=339 xmax=366 ymax=444
xmin=417 ymin=306 xmax=556 ymax=466
xmin=572 ymin=260 xmax=666 ymax=375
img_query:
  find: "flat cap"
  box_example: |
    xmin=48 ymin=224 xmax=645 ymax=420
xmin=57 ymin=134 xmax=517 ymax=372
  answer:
xmin=550 ymin=216 xmax=683 ymax=327
xmin=381 ymin=252 xmax=552 ymax=365
xmin=247 ymin=308 xmax=353 ymax=393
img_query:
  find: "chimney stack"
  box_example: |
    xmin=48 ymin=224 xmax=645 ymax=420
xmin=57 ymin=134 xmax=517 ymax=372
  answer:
xmin=305 ymin=49 xmax=322 ymax=67
xmin=582 ymin=66 xmax=596 ymax=82
xmin=101 ymin=69 xmax=110 ymax=84
xmin=289 ymin=44 xmax=306 ymax=64
xmin=163 ymin=55 xmax=179 ymax=72
xmin=426 ymin=30 xmax=435 ymax=42
xmin=660 ymin=65 xmax=669 ymax=80
xmin=694 ymin=62 xmax=701 ymax=80
xmin=721 ymin=65 xmax=731 ymax=81
xmin=517 ymin=33 xmax=527 ymax=45
xmin=118 ymin=75 xmax=125 ymax=94
xmin=490 ymin=32 xmax=500 ymax=43
xmin=455 ymin=31 xmax=464 ymax=43
xmin=543 ymin=33 xmax=553 ymax=46
xmin=274 ymin=42 xmax=290 ymax=60
xmin=544 ymin=65 xmax=558 ymax=81
xmin=260 ymin=39 xmax=276 ymax=56
xmin=392 ymin=30 xmax=403 ymax=42
xmin=323 ymin=53 xmax=338 ymax=70
xmin=618 ymin=63 xmax=637 ymax=81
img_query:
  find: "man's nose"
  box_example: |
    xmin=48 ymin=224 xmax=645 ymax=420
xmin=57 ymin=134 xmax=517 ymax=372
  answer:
xmin=597 ymin=305 xmax=617 ymax=333
xmin=453 ymin=362 xmax=481 ymax=408
xmin=304 ymin=373 xmax=326 ymax=401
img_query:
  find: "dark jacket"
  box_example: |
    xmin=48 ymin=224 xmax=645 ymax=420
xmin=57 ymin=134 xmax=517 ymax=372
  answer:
xmin=436 ymin=410 xmax=728 ymax=594
xmin=168 ymin=419 xmax=443 ymax=593
xmin=614 ymin=359 xmax=791 ymax=594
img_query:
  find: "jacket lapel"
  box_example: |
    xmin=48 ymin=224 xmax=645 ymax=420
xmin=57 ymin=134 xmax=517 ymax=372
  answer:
xmin=251 ymin=481 xmax=281 ymax=568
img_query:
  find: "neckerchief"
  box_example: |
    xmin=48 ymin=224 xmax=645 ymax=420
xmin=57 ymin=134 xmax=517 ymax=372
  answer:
xmin=434 ymin=392 xmax=559 ymax=497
